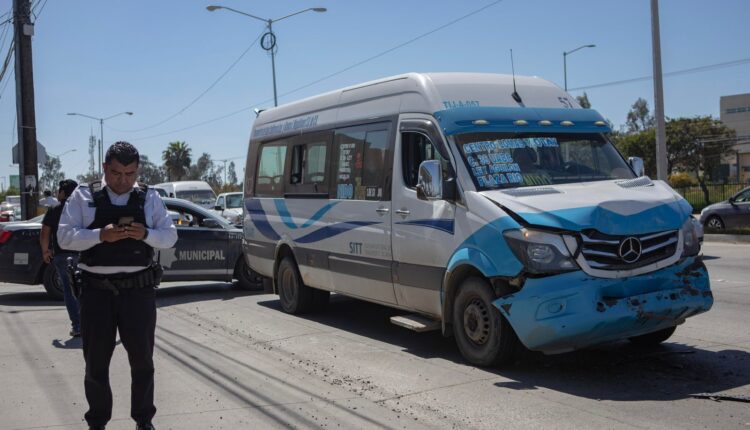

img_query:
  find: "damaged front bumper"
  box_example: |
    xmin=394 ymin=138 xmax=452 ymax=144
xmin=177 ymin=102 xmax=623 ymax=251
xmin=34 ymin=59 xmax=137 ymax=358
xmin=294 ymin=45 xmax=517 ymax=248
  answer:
xmin=492 ymin=257 xmax=713 ymax=354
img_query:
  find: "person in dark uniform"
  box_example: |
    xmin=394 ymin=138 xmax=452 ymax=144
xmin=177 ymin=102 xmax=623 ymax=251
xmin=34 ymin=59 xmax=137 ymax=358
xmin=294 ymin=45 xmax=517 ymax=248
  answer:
xmin=58 ymin=142 xmax=177 ymax=430
xmin=40 ymin=179 xmax=79 ymax=336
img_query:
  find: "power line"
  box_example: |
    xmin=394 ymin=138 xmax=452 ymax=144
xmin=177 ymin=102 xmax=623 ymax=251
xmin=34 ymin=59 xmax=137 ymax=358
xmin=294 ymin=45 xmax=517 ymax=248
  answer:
xmin=109 ymin=29 xmax=265 ymax=133
xmin=0 ymin=40 xmax=15 ymax=98
xmin=276 ymin=0 xmax=505 ymax=101
xmin=569 ymin=57 xmax=750 ymax=92
xmin=128 ymin=0 xmax=506 ymax=141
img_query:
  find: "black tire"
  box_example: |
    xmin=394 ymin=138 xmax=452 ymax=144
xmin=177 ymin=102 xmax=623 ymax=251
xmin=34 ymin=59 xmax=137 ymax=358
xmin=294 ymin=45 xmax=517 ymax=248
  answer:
xmin=234 ymin=256 xmax=264 ymax=291
xmin=628 ymin=326 xmax=676 ymax=346
xmin=452 ymin=277 xmax=518 ymax=366
xmin=276 ymin=256 xmax=314 ymax=314
xmin=705 ymin=215 xmax=725 ymax=230
xmin=42 ymin=264 xmax=64 ymax=301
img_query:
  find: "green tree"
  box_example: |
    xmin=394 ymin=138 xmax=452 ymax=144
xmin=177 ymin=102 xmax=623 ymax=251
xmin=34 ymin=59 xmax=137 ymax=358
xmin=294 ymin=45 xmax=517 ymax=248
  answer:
xmin=576 ymin=92 xmax=591 ymax=109
xmin=666 ymin=116 xmax=736 ymax=205
xmin=162 ymin=141 xmax=192 ymax=181
xmin=626 ymin=98 xmax=655 ymax=133
xmin=227 ymin=161 xmax=238 ymax=186
xmin=39 ymin=156 xmax=65 ymax=192
xmin=611 ymin=128 xmax=656 ymax=176
xmin=139 ymin=155 xmax=166 ymax=185
xmin=187 ymin=152 xmax=222 ymax=189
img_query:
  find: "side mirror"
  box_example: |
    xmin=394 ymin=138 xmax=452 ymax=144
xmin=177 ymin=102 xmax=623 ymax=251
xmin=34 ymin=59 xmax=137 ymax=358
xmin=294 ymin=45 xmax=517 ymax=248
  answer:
xmin=728 ymin=196 xmax=736 ymax=205
xmin=628 ymin=156 xmax=645 ymax=177
xmin=213 ymin=205 xmax=222 ymax=211
xmin=416 ymin=160 xmax=442 ymax=201
xmin=202 ymin=218 xmax=221 ymax=229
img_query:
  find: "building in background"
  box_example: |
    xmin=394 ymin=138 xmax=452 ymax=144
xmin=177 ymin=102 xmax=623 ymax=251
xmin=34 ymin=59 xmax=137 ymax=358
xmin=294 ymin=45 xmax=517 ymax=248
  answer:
xmin=720 ymin=93 xmax=750 ymax=184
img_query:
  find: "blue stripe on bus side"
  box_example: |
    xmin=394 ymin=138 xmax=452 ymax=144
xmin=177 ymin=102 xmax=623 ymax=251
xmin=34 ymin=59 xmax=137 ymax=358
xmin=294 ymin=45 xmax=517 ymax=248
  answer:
xmin=295 ymin=221 xmax=381 ymax=244
xmin=395 ymin=218 xmax=454 ymax=234
xmin=246 ymin=199 xmax=281 ymax=241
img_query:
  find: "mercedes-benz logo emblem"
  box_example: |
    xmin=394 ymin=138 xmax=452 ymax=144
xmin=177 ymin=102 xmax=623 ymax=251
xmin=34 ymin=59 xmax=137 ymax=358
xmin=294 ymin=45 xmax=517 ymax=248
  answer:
xmin=618 ymin=236 xmax=642 ymax=263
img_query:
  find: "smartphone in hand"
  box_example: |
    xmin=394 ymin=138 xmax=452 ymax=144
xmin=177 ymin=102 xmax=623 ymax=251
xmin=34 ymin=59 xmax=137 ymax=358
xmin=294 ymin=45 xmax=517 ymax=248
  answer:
xmin=117 ymin=216 xmax=134 ymax=227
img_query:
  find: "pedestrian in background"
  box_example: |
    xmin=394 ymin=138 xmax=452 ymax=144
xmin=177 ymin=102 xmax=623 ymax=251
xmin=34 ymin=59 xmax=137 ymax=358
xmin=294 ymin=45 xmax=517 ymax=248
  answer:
xmin=39 ymin=179 xmax=79 ymax=336
xmin=39 ymin=189 xmax=60 ymax=208
xmin=58 ymin=142 xmax=177 ymax=430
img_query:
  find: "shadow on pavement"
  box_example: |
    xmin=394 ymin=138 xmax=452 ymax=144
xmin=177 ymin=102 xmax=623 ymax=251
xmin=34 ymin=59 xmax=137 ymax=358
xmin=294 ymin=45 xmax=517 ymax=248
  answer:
xmin=0 ymin=282 xmax=264 ymax=309
xmin=258 ymin=294 xmax=750 ymax=402
xmin=155 ymin=282 xmax=265 ymax=308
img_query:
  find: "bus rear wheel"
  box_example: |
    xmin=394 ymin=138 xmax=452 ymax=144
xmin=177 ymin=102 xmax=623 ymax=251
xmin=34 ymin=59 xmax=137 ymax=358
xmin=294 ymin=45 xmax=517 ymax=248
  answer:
xmin=276 ymin=256 xmax=314 ymax=314
xmin=452 ymin=277 xmax=518 ymax=366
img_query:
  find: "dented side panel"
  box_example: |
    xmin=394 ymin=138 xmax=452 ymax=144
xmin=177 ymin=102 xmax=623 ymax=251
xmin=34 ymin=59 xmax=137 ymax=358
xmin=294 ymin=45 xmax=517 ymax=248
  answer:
xmin=493 ymin=257 xmax=713 ymax=354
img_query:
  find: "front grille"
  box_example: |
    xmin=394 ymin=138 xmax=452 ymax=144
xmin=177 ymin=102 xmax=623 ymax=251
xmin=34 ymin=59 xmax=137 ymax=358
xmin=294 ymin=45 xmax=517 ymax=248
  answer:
xmin=580 ymin=229 xmax=679 ymax=270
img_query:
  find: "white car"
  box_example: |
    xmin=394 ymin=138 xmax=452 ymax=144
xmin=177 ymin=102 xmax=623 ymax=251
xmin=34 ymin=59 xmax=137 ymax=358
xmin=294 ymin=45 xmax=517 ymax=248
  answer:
xmin=213 ymin=192 xmax=243 ymax=225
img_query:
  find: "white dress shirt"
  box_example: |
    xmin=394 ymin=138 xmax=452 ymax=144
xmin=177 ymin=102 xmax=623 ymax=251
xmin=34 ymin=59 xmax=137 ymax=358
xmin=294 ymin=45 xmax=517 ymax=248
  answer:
xmin=58 ymin=179 xmax=178 ymax=274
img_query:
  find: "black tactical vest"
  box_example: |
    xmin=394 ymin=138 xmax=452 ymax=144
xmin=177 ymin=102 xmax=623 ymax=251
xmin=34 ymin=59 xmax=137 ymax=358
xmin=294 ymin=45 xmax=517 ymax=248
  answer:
xmin=79 ymin=185 xmax=154 ymax=267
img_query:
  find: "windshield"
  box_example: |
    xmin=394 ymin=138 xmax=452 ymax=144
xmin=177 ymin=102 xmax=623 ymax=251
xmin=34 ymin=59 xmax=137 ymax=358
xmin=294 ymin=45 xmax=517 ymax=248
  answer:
xmin=454 ymin=133 xmax=634 ymax=190
xmin=6 ymin=196 xmax=20 ymax=204
xmin=225 ymin=193 xmax=243 ymax=208
xmin=175 ymin=189 xmax=216 ymax=207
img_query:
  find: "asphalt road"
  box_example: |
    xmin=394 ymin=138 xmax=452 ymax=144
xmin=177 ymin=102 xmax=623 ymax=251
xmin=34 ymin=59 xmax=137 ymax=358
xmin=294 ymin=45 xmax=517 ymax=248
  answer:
xmin=1 ymin=242 xmax=748 ymax=429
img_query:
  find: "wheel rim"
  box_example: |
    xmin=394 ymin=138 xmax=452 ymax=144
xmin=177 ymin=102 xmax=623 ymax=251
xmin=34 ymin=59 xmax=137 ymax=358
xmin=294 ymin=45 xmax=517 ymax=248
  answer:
xmin=463 ymin=297 xmax=490 ymax=345
xmin=707 ymin=217 xmax=723 ymax=229
xmin=280 ymin=267 xmax=297 ymax=305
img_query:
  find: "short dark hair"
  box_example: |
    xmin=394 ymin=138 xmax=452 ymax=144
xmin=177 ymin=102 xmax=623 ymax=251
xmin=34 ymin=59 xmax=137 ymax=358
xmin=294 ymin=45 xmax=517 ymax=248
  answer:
xmin=43 ymin=190 xmax=52 ymax=197
xmin=58 ymin=179 xmax=78 ymax=197
xmin=105 ymin=141 xmax=140 ymax=166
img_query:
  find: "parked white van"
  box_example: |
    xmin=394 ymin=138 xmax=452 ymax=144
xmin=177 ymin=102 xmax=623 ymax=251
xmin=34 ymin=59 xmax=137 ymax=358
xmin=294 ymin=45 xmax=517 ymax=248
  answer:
xmin=155 ymin=181 xmax=216 ymax=209
xmin=242 ymin=73 xmax=712 ymax=366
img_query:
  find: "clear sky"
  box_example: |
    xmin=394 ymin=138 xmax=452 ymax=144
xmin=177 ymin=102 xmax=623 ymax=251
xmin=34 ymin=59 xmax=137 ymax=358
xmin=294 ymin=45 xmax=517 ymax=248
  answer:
xmin=1 ymin=0 xmax=748 ymax=189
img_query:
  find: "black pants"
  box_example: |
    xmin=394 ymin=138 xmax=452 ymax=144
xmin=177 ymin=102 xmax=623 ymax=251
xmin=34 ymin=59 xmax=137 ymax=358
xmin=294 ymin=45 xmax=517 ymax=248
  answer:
xmin=80 ymin=285 xmax=157 ymax=427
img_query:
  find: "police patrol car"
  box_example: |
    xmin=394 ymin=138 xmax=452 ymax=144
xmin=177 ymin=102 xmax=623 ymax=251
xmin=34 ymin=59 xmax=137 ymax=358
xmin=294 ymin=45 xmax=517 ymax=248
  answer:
xmin=0 ymin=197 xmax=263 ymax=299
xmin=243 ymin=72 xmax=711 ymax=366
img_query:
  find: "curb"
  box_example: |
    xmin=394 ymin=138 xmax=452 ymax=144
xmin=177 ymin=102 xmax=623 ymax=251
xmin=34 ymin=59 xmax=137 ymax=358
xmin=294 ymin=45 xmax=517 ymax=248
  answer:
xmin=702 ymin=234 xmax=750 ymax=244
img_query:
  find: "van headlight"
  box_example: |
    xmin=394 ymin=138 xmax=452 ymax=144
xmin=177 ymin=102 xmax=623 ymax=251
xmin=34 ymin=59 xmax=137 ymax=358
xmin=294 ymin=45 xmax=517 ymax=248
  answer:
xmin=681 ymin=217 xmax=702 ymax=257
xmin=503 ymin=228 xmax=579 ymax=275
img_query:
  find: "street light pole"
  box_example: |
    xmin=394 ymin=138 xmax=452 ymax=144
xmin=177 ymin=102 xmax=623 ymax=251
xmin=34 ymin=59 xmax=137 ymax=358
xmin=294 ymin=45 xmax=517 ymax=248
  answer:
xmin=206 ymin=5 xmax=327 ymax=107
xmin=563 ymin=44 xmax=596 ymax=91
xmin=651 ymin=0 xmax=668 ymax=181
xmin=67 ymin=111 xmax=133 ymax=175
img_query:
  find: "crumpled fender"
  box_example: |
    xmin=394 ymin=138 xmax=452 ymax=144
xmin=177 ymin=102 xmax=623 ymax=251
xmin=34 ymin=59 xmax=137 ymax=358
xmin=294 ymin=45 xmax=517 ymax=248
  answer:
xmin=492 ymin=257 xmax=713 ymax=354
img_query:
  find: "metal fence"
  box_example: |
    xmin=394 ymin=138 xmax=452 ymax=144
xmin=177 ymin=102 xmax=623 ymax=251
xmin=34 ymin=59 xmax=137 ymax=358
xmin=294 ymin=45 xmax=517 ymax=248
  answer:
xmin=673 ymin=182 xmax=746 ymax=213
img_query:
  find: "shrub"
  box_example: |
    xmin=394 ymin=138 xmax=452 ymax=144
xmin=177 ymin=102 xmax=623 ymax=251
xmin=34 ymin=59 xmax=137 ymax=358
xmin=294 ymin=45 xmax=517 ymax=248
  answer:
xmin=669 ymin=172 xmax=695 ymax=188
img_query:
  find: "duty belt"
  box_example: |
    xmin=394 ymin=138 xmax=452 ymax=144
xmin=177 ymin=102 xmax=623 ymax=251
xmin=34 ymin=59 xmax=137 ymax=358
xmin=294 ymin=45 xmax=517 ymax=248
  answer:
xmin=81 ymin=265 xmax=162 ymax=295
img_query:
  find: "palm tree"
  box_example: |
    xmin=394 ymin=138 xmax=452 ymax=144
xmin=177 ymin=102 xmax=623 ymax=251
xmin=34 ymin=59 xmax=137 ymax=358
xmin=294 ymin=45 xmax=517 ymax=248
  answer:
xmin=162 ymin=141 xmax=192 ymax=181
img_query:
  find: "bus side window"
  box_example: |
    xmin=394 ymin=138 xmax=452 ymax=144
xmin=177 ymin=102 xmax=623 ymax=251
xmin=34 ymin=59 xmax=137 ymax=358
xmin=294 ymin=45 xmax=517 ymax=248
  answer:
xmin=333 ymin=124 xmax=391 ymax=201
xmin=255 ymin=143 xmax=288 ymax=197
xmin=401 ymin=132 xmax=448 ymax=189
xmin=288 ymin=131 xmax=330 ymax=194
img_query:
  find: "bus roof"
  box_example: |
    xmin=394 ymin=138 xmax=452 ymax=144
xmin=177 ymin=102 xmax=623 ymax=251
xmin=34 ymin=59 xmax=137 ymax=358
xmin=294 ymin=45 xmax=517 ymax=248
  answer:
xmin=251 ymin=72 xmax=580 ymax=140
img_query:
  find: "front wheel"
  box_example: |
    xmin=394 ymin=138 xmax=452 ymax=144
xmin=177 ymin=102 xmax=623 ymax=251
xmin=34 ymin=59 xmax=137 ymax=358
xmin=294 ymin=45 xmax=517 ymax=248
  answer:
xmin=705 ymin=215 xmax=725 ymax=230
xmin=628 ymin=326 xmax=676 ymax=346
xmin=276 ymin=256 xmax=314 ymax=314
xmin=234 ymin=256 xmax=264 ymax=290
xmin=452 ymin=277 xmax=518 ymax=366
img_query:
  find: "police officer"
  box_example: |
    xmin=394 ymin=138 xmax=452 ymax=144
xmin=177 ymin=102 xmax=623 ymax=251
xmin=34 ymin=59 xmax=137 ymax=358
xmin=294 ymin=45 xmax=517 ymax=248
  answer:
xmin=40 ymin=179 xmax=79 ymax=336
xmin=58 ymin=142 xmax=177 ymax=430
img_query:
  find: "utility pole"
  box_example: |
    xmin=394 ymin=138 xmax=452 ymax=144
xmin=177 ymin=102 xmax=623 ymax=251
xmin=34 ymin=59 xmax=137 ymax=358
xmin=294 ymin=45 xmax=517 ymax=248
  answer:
xmin=13 ymin=0 xmax=38 ymax=220
xmin=651 ymin=0 xmax=668 ymax=181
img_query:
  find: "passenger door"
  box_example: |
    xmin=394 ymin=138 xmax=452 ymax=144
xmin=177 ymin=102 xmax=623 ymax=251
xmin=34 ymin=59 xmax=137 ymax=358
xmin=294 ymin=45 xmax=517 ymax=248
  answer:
xmin=391 ymin=116 xmax=457 ymax=316
xmin=326 ymin=122 xmax=396 ymax=304
xmin=160 ymin=203 xmax=232 ymax=282
xmin=725 ymin=189 xmax=750 ymax=228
